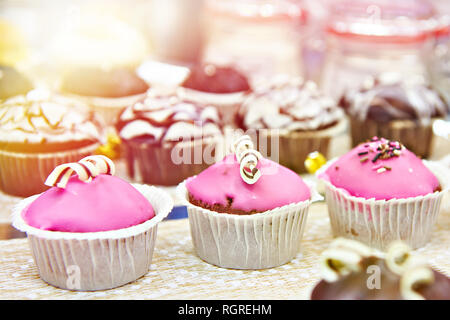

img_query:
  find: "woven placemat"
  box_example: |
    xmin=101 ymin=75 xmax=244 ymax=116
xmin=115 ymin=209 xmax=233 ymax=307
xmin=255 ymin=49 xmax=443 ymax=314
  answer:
xmin=0 ymin=202 xmax=448 ymax=300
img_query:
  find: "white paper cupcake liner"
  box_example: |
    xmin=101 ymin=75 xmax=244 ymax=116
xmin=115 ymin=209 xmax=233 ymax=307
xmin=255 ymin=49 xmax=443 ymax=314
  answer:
xmin=0 ymin=143 xmax=100 ymax=197
xmin=177 ymin=87 xmax=246 ymax=126
xmin=176 ymin=180 xmax=322 ymax=269
xmin=318 ymin=159 xmax=449 ymax=250
xmin=12 ymin=184 xmax=173 ymax=291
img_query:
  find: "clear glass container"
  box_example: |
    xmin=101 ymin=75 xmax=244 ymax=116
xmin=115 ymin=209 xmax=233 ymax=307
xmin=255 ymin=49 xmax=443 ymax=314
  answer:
xmin=428 ymin=15 xmax=450 ymax=105
xmin=202 ymin=0 xmax=308 ymax=83
xmin=319 ymin=0 xmax=439 ymax=99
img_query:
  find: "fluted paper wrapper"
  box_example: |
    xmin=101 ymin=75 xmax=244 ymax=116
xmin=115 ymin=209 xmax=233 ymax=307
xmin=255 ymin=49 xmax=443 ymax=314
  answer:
xmin=319 ymin=159 xmax=449 ymax=250
xmin=177 ymin=87 xmax=246 ymax=126
xmin=0 ymin=143 xmax=99 ymax=198
xmin=12 ymin=184 xmax=173 ymax=291
xmin=261 ymin=119 xmax=347 ymax=174
xmin=177 ymin=180 xmax=322 ymax=269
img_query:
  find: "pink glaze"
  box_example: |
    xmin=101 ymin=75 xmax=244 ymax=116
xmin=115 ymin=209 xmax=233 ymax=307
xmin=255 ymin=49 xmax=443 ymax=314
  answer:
xmin=186 ymin=154 xmax=311 ymax=212
xmin=22 ymin=174 xmax=155 ymax=232
xmin=319 ymin=138 xmax=440 ymax=200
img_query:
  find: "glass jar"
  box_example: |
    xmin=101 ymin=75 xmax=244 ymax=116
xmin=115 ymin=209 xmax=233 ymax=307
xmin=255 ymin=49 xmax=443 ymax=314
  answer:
xmin=319 ymin=0 xmax=440 ymax=99
xmin=428 ymin=15 xmax=450 ymax=104
xmin=202 ymin=0 xmax=308 ymax=83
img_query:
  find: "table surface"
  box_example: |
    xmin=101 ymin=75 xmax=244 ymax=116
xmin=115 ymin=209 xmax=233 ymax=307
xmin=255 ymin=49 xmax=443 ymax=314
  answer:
xmin=0 ymin=134 xmax=448 ymax=299
xmin=0 ymin=202 xmax=448 ymax=300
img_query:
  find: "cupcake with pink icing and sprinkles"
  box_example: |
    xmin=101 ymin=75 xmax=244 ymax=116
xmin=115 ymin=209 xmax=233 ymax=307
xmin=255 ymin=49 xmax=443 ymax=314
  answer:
xmin=12 ymin=155 xmax=173 ymax=291
xmin=177 ymin=135 xmax=322 ymax=269
xmin=318 ymin=136 xmax=449 ymax=250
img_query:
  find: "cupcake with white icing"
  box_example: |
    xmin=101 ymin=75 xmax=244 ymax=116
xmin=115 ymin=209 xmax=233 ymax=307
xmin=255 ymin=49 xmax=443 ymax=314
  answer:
xmin=0 ymin=89 xmax=103 ymax=197
xmin=235 ymin=76 xmax=345 ymax=173
xmin=115 ymin=89 xmax=224 ymax=186
xmin=339 ymin=74 xmax=449 ymax=158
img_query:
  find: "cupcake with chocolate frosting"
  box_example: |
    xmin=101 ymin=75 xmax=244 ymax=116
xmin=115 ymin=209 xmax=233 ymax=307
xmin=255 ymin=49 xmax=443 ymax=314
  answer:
xmin=317 ymin=136 xmax=448 ymax=249
xmin=177 ymin=135 xmax=321 ymax=269
xmin=339 ymin=73 xmax=449 ymax=158
xmin=0 ymin=89 xmax=103 ymax=197
xmin=236 ymin=76 xmax=345 ymax=173
xmin=115 ymin=89 xmax=223 ymax=186
xmin=311 ymin=239 xmax=450 ymax=300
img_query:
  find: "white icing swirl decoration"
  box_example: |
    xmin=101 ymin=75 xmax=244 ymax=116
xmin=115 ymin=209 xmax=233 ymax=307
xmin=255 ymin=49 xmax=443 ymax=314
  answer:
xmin=320 ymin=238 xmax=436 ymax=300
xmin=45 ymin=155 xmax=115 ymax=189
xmin=232 ymin=135 xmax=262 ymax=185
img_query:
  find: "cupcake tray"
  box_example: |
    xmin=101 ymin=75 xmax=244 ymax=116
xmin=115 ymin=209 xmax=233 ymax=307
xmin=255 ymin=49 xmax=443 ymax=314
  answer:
xmin=0 ymin=202 xmax=448 ymax=299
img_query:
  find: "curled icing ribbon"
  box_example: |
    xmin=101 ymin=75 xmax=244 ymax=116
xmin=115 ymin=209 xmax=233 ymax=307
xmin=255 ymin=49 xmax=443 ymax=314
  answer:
xmin=45 ymin=155 xmax=115 ymax=189
xmin=232 ymin=135 xmax=262 ymax=185
xmin=385 ymin=241 xmax=432 ymax=300
xmin=321 ymin=239 xmax=436 ymax=300
xmin=320 ymin=238 xmax=376 ymax=282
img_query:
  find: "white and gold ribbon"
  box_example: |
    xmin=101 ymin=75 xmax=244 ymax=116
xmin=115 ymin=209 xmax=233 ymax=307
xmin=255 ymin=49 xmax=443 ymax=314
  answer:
xmin=45 ymin=155 xmax=115 ymax=189
xmin=231 ymin=135 xmax=262 ymax=185
xmin=320 ymin=238 xmax=376 ymax=282
xmin=386 ymin=241 xmax=432 ymax=300
xmin=320 ymin=239 xmax=436 ymax=300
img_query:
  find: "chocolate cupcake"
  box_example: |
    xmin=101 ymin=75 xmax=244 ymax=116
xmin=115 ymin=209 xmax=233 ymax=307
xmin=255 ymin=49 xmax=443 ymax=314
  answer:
xmin=311 ymin=239 xmax=450 ymax=300
xmin=339 ymin=74 xmax=449 ymax=158
xmin=0 ymin=89 xmax=103 ymax=197
xmin=60 ymin=66 xmax=149 ymax=126
xmin=236 ymin=76 xmax=345 ymax=173
xmin=177 ymin=63 xmax=251 ymax=126
xmin=116 ymin=89 xmax=223 ymax=186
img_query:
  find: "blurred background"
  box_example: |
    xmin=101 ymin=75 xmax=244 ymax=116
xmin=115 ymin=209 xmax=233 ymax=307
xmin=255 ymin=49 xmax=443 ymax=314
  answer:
xmin=0 ymin=0 xmax=449 ymax=157
xmin=1 ymin=0 xmax=449 ymax=94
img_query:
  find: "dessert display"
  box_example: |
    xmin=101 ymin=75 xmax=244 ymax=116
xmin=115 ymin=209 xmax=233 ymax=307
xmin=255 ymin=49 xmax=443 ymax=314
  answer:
xmin=0 ymin=0 xmax=449 ymax=302
xmin=339 ymin=74 xmax=450 ymax=158
xmin=59 ymin=66 xmax=149 ymax=126
xmin=0 ymin=89 xmax=103 ymax=197
xmin=177 ymin=135 xmax=321 ymax=269
xmin=115 ymin=89 xmax=223 ymax=186
xmin=12 ymin=155 xmax=173 ymax=290
xmin=317 ymin=136 xmax=448 ymax=249
xmin=0 ymin=65 xmax=33 ymax=100
xmin=311 ymin=239 xmax=450 ymax=300
xmin=177 ymin=63 xmax=251 ymax=126
xmin=235 ymin=76 xmax=345 ymax=173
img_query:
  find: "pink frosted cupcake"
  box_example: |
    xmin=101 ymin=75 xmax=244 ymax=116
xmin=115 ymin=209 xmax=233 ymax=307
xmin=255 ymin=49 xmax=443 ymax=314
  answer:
xmin=13 ymin=155 xmax=173 ymax=290
xmin=318 ymin=137 xmax=448 ymax=249
xmin=177 ymin=136 xmax=321 ymax=269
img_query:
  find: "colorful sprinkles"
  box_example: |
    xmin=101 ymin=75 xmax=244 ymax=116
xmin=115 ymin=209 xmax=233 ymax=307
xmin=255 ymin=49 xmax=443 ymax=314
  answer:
xmin=358 ymin=137 xmax=404 ymax=173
